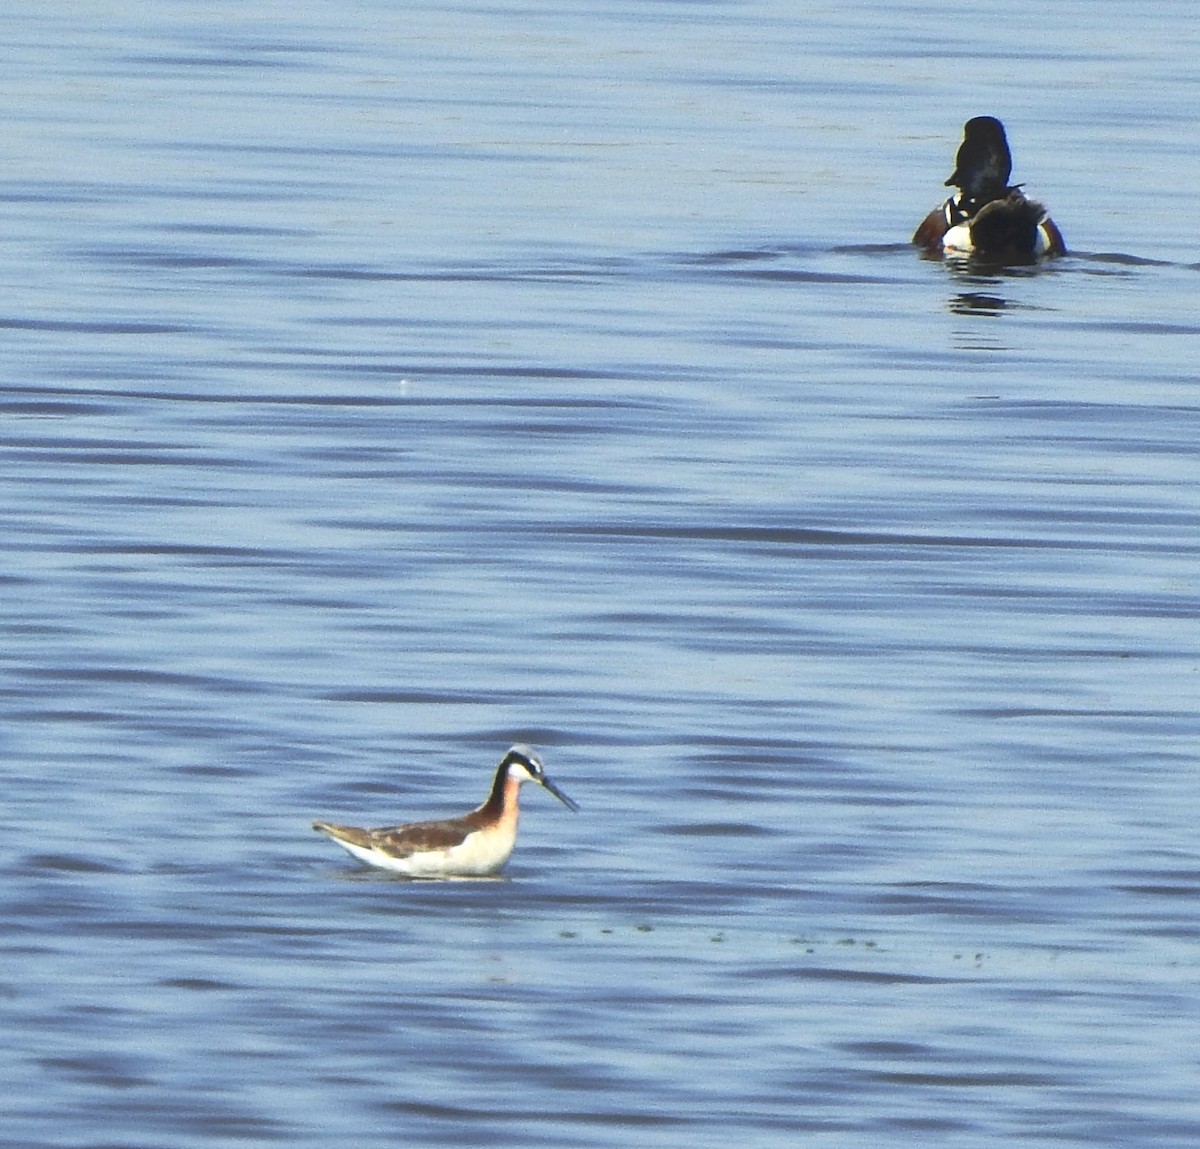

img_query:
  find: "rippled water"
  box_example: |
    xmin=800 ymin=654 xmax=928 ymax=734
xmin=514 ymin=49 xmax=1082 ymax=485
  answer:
xmin=4 ymin=1 xmax=1200 ymax=1146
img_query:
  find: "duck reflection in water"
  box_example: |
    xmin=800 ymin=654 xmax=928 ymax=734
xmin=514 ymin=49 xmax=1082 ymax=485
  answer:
xmin=949 ymin=292 xmax=1008 ymax=316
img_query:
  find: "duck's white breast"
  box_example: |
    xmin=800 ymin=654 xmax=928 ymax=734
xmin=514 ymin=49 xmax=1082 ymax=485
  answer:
xmin=943 ymin=222 xmax=974 ymax=253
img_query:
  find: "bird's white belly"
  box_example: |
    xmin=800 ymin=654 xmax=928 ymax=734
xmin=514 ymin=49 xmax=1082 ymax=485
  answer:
xmin=332 ymin=823 xmax=518 ymax=878
xmin=943 ymin=222 xmax=974 ymax=253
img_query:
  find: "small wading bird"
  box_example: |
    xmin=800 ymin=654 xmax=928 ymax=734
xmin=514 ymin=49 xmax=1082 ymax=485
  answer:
xmin=912 ymin=116 xmax=1065 ymax=261
xmin=313 ymin=744 xmax=578 ymax=878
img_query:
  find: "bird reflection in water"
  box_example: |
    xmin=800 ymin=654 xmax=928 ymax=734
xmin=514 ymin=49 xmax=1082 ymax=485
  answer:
xmin=949 ymin=292 xmax=1008 ymax=316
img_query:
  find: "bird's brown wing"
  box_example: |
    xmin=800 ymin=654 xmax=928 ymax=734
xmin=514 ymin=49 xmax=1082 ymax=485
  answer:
xmin=370 ymin=817 xmax=475 ymax=857
xmin=314 ymin=815 xmax=480 ymax=858
xmin=312 ymin=821 xmax=375 ymax=848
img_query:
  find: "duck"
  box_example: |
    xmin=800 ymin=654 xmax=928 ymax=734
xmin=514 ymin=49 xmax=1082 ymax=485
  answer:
xmin=312 ymin=744 xmax=577 ymax=878
xmin=913 ymin=116 xmax=1065 ymax=260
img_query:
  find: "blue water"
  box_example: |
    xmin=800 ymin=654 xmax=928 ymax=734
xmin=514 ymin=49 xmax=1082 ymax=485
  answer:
xmin=3 ymin=1 xmax=1200 ymax=1146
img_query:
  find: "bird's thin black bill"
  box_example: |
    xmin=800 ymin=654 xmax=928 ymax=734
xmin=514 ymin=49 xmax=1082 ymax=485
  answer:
xmin=542 ymin=776 xmax=579 ymax=812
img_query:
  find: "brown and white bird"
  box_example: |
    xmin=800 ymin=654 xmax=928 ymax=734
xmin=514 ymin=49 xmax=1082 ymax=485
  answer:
xmin=313 ymin=744 xmax=577 ymax=877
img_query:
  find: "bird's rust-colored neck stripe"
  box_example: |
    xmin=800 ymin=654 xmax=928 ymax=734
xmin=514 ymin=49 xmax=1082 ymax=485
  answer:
xmin=476 ymin=761 xmax=521 ymax=822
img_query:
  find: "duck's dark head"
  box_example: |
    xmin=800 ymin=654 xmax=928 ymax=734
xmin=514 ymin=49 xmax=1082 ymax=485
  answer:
xmin=945 ymin=116 xmax=1013 ymax=206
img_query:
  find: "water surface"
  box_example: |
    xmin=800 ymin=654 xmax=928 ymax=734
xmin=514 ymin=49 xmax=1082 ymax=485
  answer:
xmin=3 ymin=1 xmax=1200 ymax=1146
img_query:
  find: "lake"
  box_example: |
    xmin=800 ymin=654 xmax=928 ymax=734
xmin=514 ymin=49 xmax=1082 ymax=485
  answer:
xmin=3 ymin=1 xmax=1200 ymax=1146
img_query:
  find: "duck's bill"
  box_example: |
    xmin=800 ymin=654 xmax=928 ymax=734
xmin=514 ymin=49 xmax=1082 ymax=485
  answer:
xmin=541 ymin=776 xmax=579 ymax=812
